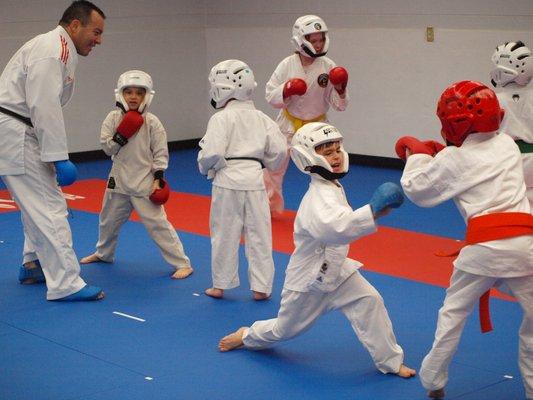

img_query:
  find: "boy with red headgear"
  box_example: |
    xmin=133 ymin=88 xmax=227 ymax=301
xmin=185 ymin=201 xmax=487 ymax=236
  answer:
xmin=396 ymin=81 xmax=533 ymax=399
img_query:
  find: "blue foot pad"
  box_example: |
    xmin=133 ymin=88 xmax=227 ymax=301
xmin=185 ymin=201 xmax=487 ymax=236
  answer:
xmin=52 ymin=285 xmax=104 ymax=302
xmin=18 ymin=260 xmax=46 ymax=284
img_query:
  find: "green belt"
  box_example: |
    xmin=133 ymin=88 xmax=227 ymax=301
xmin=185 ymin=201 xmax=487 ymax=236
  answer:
xmin=515 ymin=140 xmax=533 ymax=153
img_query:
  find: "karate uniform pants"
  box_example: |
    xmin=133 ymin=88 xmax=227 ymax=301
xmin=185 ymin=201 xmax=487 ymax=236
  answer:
xmin=243 ymin=270 xmax=404 ymax=374
xmin=1 ymin=132 xmax=86 ymax=300
xmin=210 ymin=186 xmax=274 ymax=294
xmin=95 ymin=190 xmax=190 ymax=269
xmin=420 ymin=269 xmax=533 ymax=399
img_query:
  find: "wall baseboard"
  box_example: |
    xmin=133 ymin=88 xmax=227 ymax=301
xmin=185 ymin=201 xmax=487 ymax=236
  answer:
xmin=70 ymin=138 xmax=404 ymax=170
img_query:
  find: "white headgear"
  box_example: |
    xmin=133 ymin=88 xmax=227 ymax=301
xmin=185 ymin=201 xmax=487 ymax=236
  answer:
xmin=208 ymin=59 xmax=257 ymax=109
xmin=291 ymin=122 xmax=349 ymax=180
xmin=490 ymin=41 xmax=533 ymax=87
xmin=291 ymin=15 xmax=329 ymax=58
xmin=115 ymin=70 xmax=155 ymax=113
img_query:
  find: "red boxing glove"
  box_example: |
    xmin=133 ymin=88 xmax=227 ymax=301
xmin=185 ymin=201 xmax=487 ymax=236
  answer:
xmin=329 ymin=66 xmax=348 ymax=94
xmin=395 ymin=136 xmax=433 ymax=161
xmin=283 ymin=78 xmax=307 ymax=99
xmin=117 ymin=111 xmax=144 ymax=139
xmin=422 ymin=140 xmax=446 ymax=155
xmin=149 ymin=178 xmax=170 ymax=205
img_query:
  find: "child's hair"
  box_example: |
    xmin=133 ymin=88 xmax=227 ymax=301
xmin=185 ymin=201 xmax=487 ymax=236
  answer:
xmin=315 ymin=140 xmax=340 ymax=153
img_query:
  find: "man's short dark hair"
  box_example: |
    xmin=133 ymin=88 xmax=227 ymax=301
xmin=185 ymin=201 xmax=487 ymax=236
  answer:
xmin=59 ymin=1 xmax=105 ymax=26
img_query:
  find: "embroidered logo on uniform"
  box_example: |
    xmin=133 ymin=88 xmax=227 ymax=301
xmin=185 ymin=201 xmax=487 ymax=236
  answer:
xmin=60 ymin=36 xmax=69 ymax=65
xmin=317 ymin=73 xmax=329 ymax=87
xmin=314 ymin=23 xmax=322 ymax=30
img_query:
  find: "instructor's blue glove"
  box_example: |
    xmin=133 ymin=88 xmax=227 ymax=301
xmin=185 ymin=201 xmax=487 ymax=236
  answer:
xmin=369 ymin=182 xmax=404 ymax=215
xmin=54 ymin=160 xmax=77 ymax=186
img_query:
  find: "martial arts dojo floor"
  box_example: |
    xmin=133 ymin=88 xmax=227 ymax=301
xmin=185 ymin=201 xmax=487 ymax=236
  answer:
xmin=0 ymin=148 xmax=526 ymax=400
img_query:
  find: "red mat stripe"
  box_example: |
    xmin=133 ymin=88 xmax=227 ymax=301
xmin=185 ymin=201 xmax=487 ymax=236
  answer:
xmin=0 ymin=179 xmax=513 ymax=301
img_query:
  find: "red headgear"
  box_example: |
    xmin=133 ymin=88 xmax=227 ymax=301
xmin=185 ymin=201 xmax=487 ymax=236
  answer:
xmin=436 ymin=81 xmax=505 ymax=146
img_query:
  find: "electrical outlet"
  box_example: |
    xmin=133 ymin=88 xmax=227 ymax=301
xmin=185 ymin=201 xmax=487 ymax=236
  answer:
xmin=426 ymin=27 xmax=434 ymax=42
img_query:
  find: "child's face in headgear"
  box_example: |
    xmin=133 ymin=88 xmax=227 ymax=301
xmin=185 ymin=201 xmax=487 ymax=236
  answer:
xmin=122 ymin=86 xmax=146 ymax=111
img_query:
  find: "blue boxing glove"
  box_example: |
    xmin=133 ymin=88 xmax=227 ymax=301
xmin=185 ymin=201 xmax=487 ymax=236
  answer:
xmin=369 ymin=182 xmax=404 ymax=216
xmin=54 ymin=160 xmax=77 ymax=186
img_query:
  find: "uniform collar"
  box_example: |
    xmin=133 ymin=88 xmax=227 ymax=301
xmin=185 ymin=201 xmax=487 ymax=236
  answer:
xmin=224 ymin=99 xmax=256 ymax=110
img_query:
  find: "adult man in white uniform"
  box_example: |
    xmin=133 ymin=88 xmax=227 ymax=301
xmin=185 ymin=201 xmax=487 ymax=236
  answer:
xmin=490 ymin=40 xmax=533 ymax=209
xmin=0 ymin=1 xmax=106 ymax=301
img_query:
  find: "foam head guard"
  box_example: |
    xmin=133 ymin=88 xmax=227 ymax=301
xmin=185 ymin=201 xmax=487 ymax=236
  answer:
xmin=208 ymin=59 xmax=257 ymax=109
xmin=436 ymin=80 xmax=504 ymax=146
xmin=115 ymin=70 xmax=155 ymax=113
xmin=291 ymin=15 xmax=329 ymax=58
xmin=490 ymin=41 xmax=533 ymax=87
xmin=290 ymin=122 xmax=349 ymax=180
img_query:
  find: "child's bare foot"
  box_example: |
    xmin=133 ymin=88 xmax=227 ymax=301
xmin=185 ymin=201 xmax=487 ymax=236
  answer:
xmin=219 ymin=327 xmax=247 ymax=352
xmin=252 ymin=291 xmax=270 ymax=301
xmin=428 ymin=388 xmax=445 ymax=399
xmin=205 ymin=287 xmax=223 ymax=298
xmin=171 ymin=267 xmax=193 ymax=279
xmin=80 ymin=253 xmax=102 ymax=264
xmin=396 ymin=364 xmax=416 ymax=378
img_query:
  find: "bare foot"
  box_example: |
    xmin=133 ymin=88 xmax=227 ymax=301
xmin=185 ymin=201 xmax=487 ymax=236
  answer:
xmin=171 ymin=267 xmax=193 ymax=279
xmin=219 ymin=327 xmax=247 ymax=352
xmin=205 ymin=287 xmax=223 ymax=298
xmin=252 ymin=291 xmax=271 ymax=301
xmin=397 ymin=364 xmax=416 ymax=378
xmin=80 ymin=253 xmax=102 ymax=264
xmin=428 ymin=388 xmax=445 ymax=399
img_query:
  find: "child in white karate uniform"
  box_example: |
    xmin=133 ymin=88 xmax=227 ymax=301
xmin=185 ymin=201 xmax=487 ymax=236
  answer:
xmin=490 ymin=40 xmax=533 ymax=209
xmin=219 ymin=122 xmax=416 ymax=380
xmin=396 ymin=80 xmax=533 ymax=399
xmin=264 ymin=15 xmax=349 ymax=216
xmin=81 ymin=70 xmax=193 ymax=280
xmin=198 ymin=60 xmax=287 ymax=300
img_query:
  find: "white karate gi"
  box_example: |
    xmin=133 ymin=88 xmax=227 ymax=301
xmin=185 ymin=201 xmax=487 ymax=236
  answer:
xmin=0 ymin=26 xmax=87 ymax=299
xmin=243 ymin=177 xmax=405 ymax=374
xmin=401 ymin=132 xmax=533 ymax=398
xmin=497 ymin=86 xmax=533 ymax=209
xmin=198 ymin=100 xmax=287 ymax=294
xmin=264 ymin=54 xmax=349 ymax=213
xmin=93 ymin=110 xmax=191 ymax=270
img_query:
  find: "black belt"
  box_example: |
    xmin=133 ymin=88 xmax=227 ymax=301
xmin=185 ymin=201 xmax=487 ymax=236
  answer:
xmin=225 ymin=157 xmax=265 ymax=169
xmin=515 ymin=139 xmax=533 ymax=154
xmin=0 ymin=106 xmax=33 ymax=127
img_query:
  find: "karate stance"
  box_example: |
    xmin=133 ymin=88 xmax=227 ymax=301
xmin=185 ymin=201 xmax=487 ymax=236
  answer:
xmin=220 ymin=122 xmax=416 ymax=380
xmin=80 ymin=70 xmax=193 ymax=280
xmin=264 ymin=14 xmax=349 ymax=216
xmin=396 ymin=81 xmax=533 ymax=399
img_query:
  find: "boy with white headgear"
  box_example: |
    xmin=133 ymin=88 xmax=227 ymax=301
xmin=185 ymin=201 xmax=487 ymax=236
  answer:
xmin=198 ymin=59 xmax=287 ymax=300
xmin=490 ymin=41 xmax=533 ymax=209
xmin=219 ymin=122 xmax=416 ymax=380
xmin=264 ymin=15 xmax=350 ymax=217
xmin=80 ymin=70 xmax=193 ymax=280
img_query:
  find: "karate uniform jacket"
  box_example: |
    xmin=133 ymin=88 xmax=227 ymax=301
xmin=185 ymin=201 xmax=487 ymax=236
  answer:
xmin=284 ymin=177 xmax=376 ymax=293
xmin=401 ymin=132 xmax=533 ymax=278
xmin=100 ymin=110 xmax=168 ymax=197
xmin=198 ymin=100 xmax=287 ymax=190
xmin=265 ymin=54 xmax=348 ymax=135
xmin=0 ymin=26 xmax=77 ymax=175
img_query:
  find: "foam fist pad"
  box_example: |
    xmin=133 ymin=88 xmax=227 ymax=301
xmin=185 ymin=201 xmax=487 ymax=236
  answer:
xmin=117 ymin=111 xmax=144 ymax=139
xmin=395 ymin=136 xmax=434 ymax=161
xmin=150 ymin=178 xmax=170 ymax=205
xmin=329 ymin=66 xmax=348 ymax=93
xmin=54 ymin=160 xmax=77 ymax=186
xmin=283 ymin=78 xmax=307 ymax=99
xmin=369 ymin=182 xmax=404 ymax=214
